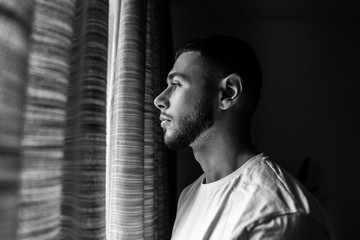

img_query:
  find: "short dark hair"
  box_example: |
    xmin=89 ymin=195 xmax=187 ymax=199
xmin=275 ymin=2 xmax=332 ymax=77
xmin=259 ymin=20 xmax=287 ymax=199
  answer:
xmin=175 ymin=35 xmax=262 ymax=114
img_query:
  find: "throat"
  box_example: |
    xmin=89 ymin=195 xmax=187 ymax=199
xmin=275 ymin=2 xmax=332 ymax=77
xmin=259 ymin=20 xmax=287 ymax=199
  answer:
xmin=194 ymin=143 xmax=259 ymax=184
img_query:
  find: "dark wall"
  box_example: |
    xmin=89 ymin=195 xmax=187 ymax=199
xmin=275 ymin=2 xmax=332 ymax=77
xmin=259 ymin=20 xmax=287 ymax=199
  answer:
xmin=169 ymin=0 xmax=360 ymax=239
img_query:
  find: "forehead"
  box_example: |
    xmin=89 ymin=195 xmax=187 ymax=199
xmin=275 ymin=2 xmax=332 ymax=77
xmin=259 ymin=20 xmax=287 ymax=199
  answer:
xmin=169 ymin=51 xmax=208 ymax=82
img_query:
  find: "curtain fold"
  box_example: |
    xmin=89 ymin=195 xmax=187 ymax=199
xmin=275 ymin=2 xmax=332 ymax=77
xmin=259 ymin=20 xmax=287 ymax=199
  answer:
xmin=18 ymin=1 xmax=77 ymax=239
xmin=0 ymin=0 xmax=108 ymax=239
xmin=108 ymin=0 xmax=173 ymax=239
xmin=61 ymin=0 xmax=108 ymax=239
xmin=108 ymin=0 xmax=147 ymax=237
xmin=0 ymin=1 xmax=34 ymax=239
xmin=1 ymin=0 xmax=172 ymax=239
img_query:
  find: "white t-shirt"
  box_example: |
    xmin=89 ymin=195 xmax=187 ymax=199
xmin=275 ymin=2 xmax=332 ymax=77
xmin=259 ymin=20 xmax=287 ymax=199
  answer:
xmin=171 ymin=153 xmax=335 ymax=240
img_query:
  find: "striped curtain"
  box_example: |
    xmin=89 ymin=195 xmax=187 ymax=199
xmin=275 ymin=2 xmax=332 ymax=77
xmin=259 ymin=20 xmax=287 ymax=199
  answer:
xmin=107 ymin=0 xmax=173 ymax=239
xmin=0 ymin=0 xmax=108 ymax=239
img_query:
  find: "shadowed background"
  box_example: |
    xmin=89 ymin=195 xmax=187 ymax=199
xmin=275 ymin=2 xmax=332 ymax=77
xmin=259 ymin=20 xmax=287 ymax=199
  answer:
xmin=169 ymin=0 xmax=360 ymax=239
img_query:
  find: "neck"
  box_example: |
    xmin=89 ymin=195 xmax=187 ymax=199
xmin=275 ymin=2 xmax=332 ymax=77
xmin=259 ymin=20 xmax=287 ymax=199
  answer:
xmin=191 ymin=124 xmax=259 ymax=183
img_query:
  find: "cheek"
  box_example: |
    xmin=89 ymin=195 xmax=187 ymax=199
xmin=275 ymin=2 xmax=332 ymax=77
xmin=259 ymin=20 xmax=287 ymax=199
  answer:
xmin=174 ymin=88 xmax=197 ymax=107
xmin=172 ymin=100 xmax=193 ymax=120
xmin=170 ymin=92 xmax=189 ymax=112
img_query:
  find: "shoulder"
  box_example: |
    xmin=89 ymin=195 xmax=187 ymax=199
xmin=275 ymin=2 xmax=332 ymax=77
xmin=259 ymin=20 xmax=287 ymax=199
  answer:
xmin=240 ymin=154 xmax=310 ymax=212
xmin=242 ymin=154 xmax=294 ymax=189
xmin=236 ymin=154 xmax=334 ymax=238
xmin=227 ymin=155 xmax=301 ymax=222
xmin=240 ymin=154 xmax=298 ymax=196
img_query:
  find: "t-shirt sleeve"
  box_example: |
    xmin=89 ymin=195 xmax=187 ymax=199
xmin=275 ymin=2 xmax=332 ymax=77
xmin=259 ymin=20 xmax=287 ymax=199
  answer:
xmin=245 ymin=212 xmax=333 ymax=240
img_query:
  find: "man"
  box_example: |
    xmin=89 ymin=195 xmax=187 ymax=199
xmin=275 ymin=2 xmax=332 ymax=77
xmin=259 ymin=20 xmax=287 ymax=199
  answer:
xmin=154 ymin=36 xmax=335 ymax=239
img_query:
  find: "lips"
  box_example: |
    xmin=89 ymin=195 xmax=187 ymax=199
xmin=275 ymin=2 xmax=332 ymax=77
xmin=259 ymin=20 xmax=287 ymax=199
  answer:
xmin=160 ymin=120 xmax=170 ymax=128
xmin=159 ymin=113 xmax=172 ymax=128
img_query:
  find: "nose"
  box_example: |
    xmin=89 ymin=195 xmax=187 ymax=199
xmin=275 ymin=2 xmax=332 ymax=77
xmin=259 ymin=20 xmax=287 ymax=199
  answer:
xmin=154 ymin=88 xmax=169 ymax=110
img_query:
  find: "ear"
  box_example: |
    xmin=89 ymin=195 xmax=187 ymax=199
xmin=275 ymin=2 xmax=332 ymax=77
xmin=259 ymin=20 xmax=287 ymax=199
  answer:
xmin=219 ymin=73 xmax=242 ymax=110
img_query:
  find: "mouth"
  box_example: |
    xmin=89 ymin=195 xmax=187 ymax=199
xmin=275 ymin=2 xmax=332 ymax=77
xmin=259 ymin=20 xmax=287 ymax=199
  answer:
xmin=160 ymin=120 xmax=170 ymax=128
xmin=160 ymin=114 xmax=172 ymax=128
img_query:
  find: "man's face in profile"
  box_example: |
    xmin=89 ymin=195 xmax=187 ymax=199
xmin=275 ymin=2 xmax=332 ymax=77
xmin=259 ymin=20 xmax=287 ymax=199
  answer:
xmin=154 ymin=52 xmax=215 ymax=150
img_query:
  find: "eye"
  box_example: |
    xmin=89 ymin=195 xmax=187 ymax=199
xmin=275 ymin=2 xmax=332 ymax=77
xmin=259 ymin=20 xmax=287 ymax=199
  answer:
xmin=170 ymin=81 xmax=181 ymax=88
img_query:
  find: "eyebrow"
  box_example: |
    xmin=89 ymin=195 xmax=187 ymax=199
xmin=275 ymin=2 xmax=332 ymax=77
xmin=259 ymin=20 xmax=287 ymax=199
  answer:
xmin=167 ymin=72 xmax=187 ymax=84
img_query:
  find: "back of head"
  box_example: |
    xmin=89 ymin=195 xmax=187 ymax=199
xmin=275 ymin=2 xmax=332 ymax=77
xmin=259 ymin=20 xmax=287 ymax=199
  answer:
xmin=175 ymin=35 xmax=262 ymax=116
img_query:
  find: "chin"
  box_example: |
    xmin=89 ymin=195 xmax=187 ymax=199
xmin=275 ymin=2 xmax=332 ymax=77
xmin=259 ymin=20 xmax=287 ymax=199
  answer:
xmin=163 ymin=133 xmax=173 ymax=146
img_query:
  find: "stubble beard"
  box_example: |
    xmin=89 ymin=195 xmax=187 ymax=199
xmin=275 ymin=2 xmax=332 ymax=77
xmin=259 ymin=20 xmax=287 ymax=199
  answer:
xmin=164 ymin=93 xmax=214 ymax=150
